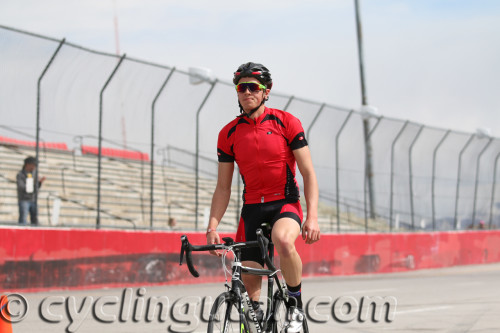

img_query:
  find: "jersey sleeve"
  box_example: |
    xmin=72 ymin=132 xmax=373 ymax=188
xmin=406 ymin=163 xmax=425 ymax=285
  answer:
xmin=285 ymin=113 xmax=308 ymax=150
xmin=217 ymin=125 xmax=235 ymax=163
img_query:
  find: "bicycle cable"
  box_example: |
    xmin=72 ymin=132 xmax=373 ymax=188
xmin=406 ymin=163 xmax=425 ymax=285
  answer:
xmin=221 ymin=246 xmax=244 ymax=285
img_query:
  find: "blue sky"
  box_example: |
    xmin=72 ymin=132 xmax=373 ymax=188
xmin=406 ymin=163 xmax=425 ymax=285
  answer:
xmin=1 ymin=0 xmax=499 ymax=135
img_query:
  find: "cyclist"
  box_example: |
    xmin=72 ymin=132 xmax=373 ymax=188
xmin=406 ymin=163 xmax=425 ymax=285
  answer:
xmin=206 ymin=62 xmax=320 ymax=332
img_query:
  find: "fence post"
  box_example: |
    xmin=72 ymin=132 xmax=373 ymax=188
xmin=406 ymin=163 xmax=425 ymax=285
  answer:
xmin=35 ymin=38 xmax=65 ymax=222
xmin=97 ymin=54 xmax=126 ymax=229
xmin=195 ymin=79 xmax=217 ymax=230
xmin=306 ymin=103 xmax=326 ymax=143
xmin=283 ymin=95 xmax=294 ymax=111
xmin=472 ymin=138 xmax=493 ymax=226
xmin=431 ymin=130 xmax=451 ymax=230
xmin=150 ymin=67 xmax=176 ymax=229
xmin=489 ymin=151 xmax=500 ymax=229
xmin=453 ymin=134 xmax=475 ymax=230
xmin=408 ymin=125 xmax=424 ymax=230
xmin=335 ymin=110 xmax=354 ymax=232
xmin=390 ymin=121 xmax=409 ymax=231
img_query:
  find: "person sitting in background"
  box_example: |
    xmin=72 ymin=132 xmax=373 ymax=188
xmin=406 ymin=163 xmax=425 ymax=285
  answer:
xmin=16 ymin=156 xmax=45 ymax=225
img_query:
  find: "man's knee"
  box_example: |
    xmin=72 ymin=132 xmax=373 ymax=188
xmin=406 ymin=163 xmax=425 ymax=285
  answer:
xmin=272 ymin=218 xmax=300 ymax=255
xmin=274 ymin=236 xmax=297 ymax=258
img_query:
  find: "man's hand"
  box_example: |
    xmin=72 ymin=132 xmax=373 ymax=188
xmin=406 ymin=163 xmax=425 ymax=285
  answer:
xmin=207 ymin=230 xmax=222 ymax=256
xmin=302 ymin=217 xmax=320 ymax=244
xmin=40 ymin=176 xmax=46 ymax=183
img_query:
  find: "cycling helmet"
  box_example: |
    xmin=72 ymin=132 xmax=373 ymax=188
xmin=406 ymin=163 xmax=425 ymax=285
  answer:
xmin=234 ymin=62 xmax=272 ymax=116
xmin=233 ymin=62 xmax=273 ymax=90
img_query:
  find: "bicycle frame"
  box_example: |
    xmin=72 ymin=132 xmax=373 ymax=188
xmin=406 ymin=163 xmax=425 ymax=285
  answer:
xmin=180 ymin=229 xmax=294 ymax=333
xmin=232 ymin=241 xmax=290 ymax=332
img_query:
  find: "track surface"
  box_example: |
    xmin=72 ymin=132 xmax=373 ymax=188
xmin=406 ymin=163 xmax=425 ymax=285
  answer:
xmin=5 ymin=263 xmax=500 ymax=333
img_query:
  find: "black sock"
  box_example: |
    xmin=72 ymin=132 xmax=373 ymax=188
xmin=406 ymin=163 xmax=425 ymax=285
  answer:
xmin=287 ymin=283 xmax=302 ymax=309
xmin=251 ymin=300 xmax=263 ymax=321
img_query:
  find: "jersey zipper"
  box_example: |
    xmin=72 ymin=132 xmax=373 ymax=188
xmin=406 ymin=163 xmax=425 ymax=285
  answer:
xmin=253 ymin=117 xmax=265 ymax=203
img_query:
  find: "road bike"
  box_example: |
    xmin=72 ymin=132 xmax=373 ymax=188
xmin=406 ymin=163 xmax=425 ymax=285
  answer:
xmin=180 ymin=227 xmax=309 ymax=333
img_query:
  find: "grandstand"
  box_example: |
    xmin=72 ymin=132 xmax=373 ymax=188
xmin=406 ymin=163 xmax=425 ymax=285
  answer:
xmin=0 ymin=139 xmax=380 ymax=232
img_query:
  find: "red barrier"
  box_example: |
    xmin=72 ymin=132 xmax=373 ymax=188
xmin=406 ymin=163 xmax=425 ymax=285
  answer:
xmin=0 ymin=227 xmax=499 ymax=292
xmin=81 ymin=145 xmax=149 ymax=161
xmin=0 ymin=136 xmax=68 ymax=151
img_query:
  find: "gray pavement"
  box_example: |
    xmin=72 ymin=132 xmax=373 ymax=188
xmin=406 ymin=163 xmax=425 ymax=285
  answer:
xmin=4 ymin=263 xmax=500 ymax=333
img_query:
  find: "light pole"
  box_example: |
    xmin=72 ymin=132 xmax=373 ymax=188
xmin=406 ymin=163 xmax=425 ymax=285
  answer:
xmin=354 ymin=0 xmax=377 ymax=219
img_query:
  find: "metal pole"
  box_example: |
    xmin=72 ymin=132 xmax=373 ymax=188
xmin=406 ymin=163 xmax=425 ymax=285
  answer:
xmin=431 ymin=130 xmax=451 ymax=230
xmin=354 ymin=0 xmax=367 ymax=106
xmin=489 ymin=151 xmax=500 ymax=229
xmin=472 ymin=138 xmax=493 ymax=226
xmin=195 ymin=79 xmax=217 ymax=230
xmin=363 ymin=116 xmax=383 ymax=232
xmin=283 ymin=95 xmax=294 ymax=111
xmin=453 ymin=134 xmax=475 ymax=230
xmin=97 ymin=54 xmax=126 ymax=229
xmin=157 ymin=148 xmax=171 ymax=218
xmin=408 ymin=125 xmax=424 ymax=230
xmin=306 ymin=103 xmax=326 ymax=143
xmin=335 ymin=110 xmax=354 ymax=232
xmin=35 ymin=38 xmax=65 ymax=222
xmin=389 ymin=121 xmax=409 ymax=231
xmin=354 ymin=0 xmax=376 ymax=219
xmin=150 ymin=67 xmax=176 ymax=229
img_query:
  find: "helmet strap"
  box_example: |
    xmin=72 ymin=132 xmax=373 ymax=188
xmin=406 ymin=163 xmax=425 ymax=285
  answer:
xmin=238 ymin=92 xmax=267 ymax=117
xmin=240 ymin=99 xmax=265 ymax=117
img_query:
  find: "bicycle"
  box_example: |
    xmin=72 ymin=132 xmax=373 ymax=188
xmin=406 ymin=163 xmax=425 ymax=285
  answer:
xmin=180 ymin=227 xmax=309 ymax=333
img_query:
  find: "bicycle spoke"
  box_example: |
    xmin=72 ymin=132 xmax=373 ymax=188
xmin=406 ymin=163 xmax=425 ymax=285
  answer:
xmin=208 ymin=292 xmax=247 ymax=333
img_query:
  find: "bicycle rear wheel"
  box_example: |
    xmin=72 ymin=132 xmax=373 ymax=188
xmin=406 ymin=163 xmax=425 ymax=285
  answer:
xmin=272 ymin=298 xmax=309 ymax=333
xmin=208 ymin=291 xmax=249 ymax=333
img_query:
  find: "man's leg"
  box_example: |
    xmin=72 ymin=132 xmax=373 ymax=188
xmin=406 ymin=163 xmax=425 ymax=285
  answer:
xmin=18 ymin=201 xmax=28 ymax=224
xmin=241 ymin=261 xmax=263 ymax=301
xmin=241 ymin=261 xmax=265 ymax=323
xmin=271 ymin=218 xmax=302 ymax=307
xmin=29 ymin=201 xmax=38 ymax=225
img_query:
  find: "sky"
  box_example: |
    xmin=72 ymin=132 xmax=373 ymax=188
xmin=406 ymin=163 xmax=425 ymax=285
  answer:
xmin=1 ymin=0 xmax=500 ymax=136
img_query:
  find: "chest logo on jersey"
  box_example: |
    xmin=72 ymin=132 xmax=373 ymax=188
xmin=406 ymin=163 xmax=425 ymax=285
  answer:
xmin=267 ymin=131 xmax=272 ymax=135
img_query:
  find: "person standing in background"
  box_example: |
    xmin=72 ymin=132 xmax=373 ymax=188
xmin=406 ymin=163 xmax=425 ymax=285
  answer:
xmin=17 ymin=156 xmax=45 ymax=225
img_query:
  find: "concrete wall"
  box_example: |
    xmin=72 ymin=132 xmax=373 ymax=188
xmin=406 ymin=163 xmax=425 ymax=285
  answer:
xmin=1 ymin=227 xmax=499 ymax=292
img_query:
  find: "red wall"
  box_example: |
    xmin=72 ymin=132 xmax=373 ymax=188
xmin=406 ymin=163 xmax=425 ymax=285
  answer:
xmin=1 ymin=227 xmax=499 ymax=292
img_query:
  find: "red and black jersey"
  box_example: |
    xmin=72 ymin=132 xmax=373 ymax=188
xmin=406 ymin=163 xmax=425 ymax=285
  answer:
xmin=217 ymin=107 xmax=308 ymax=204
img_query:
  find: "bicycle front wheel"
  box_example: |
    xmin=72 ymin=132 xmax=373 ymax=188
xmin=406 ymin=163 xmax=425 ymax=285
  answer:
xmin=272 ymin=298 xmax=309 ymax=333
xmin=208 ymin=291 xmax=249 ymax=333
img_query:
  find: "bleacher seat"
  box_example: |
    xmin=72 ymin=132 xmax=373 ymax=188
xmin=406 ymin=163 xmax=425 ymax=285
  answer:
xmin=0 ymin=136 xmax=68 ymax=151
xmin=81 ymin=145 xmax=149 ymax=161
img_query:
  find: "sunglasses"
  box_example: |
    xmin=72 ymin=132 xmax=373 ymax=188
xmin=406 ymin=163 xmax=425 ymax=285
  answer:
xmin=235 ymin=82 xmax=267 ymax=93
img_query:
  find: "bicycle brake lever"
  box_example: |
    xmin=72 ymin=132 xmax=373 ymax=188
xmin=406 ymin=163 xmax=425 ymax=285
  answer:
xmin=179 ymin=235 xmax=200 ymax=277
xmin=180 ymin=235 xmax=187 ymax=266
xmin=256 ymin=229 xmax=269 ymax=261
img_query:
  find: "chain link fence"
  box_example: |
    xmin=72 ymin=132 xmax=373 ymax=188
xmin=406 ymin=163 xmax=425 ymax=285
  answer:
xmin=1 ymin=25 xmax=499 ymax=232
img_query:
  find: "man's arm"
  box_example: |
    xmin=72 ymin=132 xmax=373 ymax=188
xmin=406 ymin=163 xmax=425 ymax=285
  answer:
xmin=293 ymin=146 xmax=320 ymax=244
xmin=207 ymin=162 xmax=234 ymax=255
xmin=16 ymin=171 xmax=25 ymax=194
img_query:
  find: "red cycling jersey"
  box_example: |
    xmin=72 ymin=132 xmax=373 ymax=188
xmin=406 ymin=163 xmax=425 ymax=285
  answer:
xmin=217 ymin=107 xmax=308 ymax=204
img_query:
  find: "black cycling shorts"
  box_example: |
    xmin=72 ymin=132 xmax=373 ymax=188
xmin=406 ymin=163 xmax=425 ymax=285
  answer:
xmin=235 ymin=199 xmax=303 ymax=266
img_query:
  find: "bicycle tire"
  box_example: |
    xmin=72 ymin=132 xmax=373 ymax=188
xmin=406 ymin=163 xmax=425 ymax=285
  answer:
xmin=272 ymin=298 xmax=309 ymax=333
xmin=208 ymin=291 xmax=249 ymax=333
